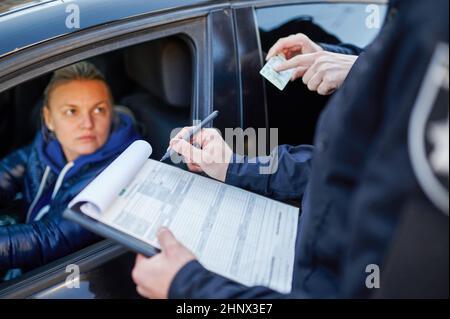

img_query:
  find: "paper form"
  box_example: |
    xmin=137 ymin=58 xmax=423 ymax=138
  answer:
xmin=69 ymin=140 xmax=299 ymax=293
xmin=101 ymin=160 xmax=299 ymax=293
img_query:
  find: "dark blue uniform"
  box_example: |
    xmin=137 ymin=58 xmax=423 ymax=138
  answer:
xmin=168 ymin=0 xmax=449 ymax=298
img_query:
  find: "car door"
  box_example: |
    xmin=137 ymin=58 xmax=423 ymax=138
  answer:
xmin=0 ymin=2 xmax=228 ymax=299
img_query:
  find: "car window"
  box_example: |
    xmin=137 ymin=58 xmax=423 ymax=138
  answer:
xmin=255 ymin=2 xmax=387 ymax=146
xmin=0 ymin=33 xmax=194 ymax=284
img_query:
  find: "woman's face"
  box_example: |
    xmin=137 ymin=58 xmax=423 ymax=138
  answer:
xmin=43 ymin=79 xmax=113 ymax=162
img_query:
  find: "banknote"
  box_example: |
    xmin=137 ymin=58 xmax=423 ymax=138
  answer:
xmin=259 ymin=55 xmax=295 ymax=90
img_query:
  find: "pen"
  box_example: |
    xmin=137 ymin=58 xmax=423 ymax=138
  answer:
xmin=160 ymin=110 xmax=219 ymax=162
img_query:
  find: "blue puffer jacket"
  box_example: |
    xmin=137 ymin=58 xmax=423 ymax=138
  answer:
xmin=0 ymin=113 xmax=140 ymax=271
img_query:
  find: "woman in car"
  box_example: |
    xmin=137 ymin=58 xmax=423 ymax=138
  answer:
xmin=0 ymin=61 xmax=140 ymax=273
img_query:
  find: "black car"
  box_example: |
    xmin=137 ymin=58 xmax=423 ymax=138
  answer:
xmin=0 ymin=0 xmax=386 ymax=298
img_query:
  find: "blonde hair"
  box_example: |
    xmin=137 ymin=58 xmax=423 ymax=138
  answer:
xmin=43 ymin=61 xmax=113 ymax=107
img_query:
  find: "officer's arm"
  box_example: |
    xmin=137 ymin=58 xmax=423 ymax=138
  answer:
xmin=169 ymin=260 xmax=307 ymax=299
xmin=319 ymin=43 xmax=363 ymax=56
xmin=225 ymin=145 xmax=313 ymax=201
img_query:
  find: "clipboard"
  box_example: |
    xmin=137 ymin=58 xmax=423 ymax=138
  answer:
xmin=63 ymin=208 xmax=160 ymax=257
xmin=63 ymin=140 xmax=298 ymax=293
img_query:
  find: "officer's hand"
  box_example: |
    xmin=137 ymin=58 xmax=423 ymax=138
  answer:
xmin=266 ymin=33 xmax=323 ymax=61
xmin=132 ymin=227 xmax=196 ymax=299
xmin=169 ymin=127 xmax=233 ymax=182
xmin=275 ymin=51 xmax=357 ymax=95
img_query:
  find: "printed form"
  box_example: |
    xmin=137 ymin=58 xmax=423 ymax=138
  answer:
xmin=70 ymin=141 xmax=299 ymax=293
xmin=102 ymin=160 xmax=298 ymax=293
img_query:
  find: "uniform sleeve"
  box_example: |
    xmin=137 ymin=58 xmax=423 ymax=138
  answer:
xmin=0 ymin=208 xmax=100 ymax=271
xmin=169 ymin=260 xmax=293 ymax=299
xmin=225 ymin=145 xmax=313 ymax=201
xmin=169 ymin=260 xmax=311 ymax=298
xmin=0 ymin=145 xmax=30 ymax=203
xmin=319 ymin=43 xmax=363 ymax=55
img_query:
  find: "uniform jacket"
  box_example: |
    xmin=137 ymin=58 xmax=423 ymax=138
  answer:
xmin=168 ymin=0 xmax=449 ymax=298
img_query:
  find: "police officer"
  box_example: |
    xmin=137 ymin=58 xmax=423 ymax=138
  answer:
xmin=131 ymin=0 xmax=448 ymax=298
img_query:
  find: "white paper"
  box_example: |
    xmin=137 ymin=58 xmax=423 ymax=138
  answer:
xmin=68 ymin=140 xmax=152 ymax=215
xmin=260 ymin=54 xmax=295 ymax=91
xmin=95 ymin=159 xmax=299 ymax=293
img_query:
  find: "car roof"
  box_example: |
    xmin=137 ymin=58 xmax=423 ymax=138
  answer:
xmin=0 ymin=0 xmax=55 ymax=16
xmin=0 ymin=0 xmax=222 ymax=58
xmin=0 ymin=0 xmax=221 ymax=17
xmin=0 ymin=0 xmax=387 ymax=59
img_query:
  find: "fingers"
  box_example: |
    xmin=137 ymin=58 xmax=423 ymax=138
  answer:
xmin=290 ymin=67 xmax=308 ymax=81
xmin=136 ymin=285 xmax=150 ymax=299
xmin=132 ymin=254 xmax=165 ymax=299
xmin=266 ymin=33 xmax=322 ymax=60
xmin=274 ymin=53 xmax=316 ymax=72
xmin=301 ymin=59 xmax=324 ymax=92
xmin=266 ymin=37 xmax=289 ymax=60
xmin=302 ymin=60 xmax=320 ymax=86
xmin=317 ymin=81 xmax=336 ymax=96
xmin=264 ymin=34 xmax=350 ymax=95
xmin=132 ymin=254 xmax=153 ymax=289
xmin=136 ymin=254 xmax=147 ymax=263
xmin=170 ymin=139 xmax=207 ymax=165
xmin=157 ymin=227 xmax=180 ymax=251
xmin=274 ymin=53 xmax=321 ymax=83
xmin=300 ymin=52 xmax=343 ymax=94
xmin=191 ymin=128 xmax=220 ymax=149
xmin=306 ymin=72 xmax=324 ymax=92
xmin=186 ymin=162 xmax=203 ymax=173
xmin=170 ymin=127 xmax=221 ymax=150
xmin=301 ymin=52 xmax=338 ymax=87
xmin=171 ymin=126 xmax=195 ymax=142
xmin=266 ymin=35 xmax=302 ymax=60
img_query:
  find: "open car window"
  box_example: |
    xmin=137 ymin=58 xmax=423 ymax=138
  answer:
xmin=0 ymin=14 xmax=205 ymax=287
xmin=256 ymin=2 xmax=387 ymax=146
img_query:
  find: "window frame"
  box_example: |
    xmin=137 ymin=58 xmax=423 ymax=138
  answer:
xmin=251 ymin=0 xmax=388 ymax=146
xmin=0 ymin=10 xmax=212 ymax=298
